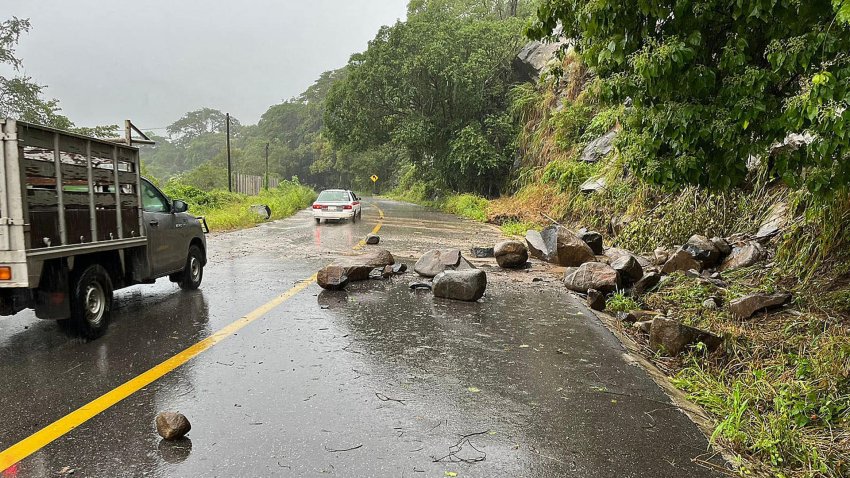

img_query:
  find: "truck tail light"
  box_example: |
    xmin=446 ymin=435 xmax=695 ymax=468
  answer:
xmin=0 ymin=266 xmax=11 ymax=280
xmin=312 ymin=204 xmax=323 ymax=209
xmin=343 ymin=205 xmax=353 ymax=210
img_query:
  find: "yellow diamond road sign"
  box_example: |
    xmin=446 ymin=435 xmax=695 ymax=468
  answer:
xmin=370 ymin=174 xmax=379 ymax=183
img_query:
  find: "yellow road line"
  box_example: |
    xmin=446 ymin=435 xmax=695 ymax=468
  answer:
xmin=0 ymin=200 xmax=386 ymax=472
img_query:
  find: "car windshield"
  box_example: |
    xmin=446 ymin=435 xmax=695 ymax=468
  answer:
xmin=317 ymin=190 xmax=349 ymax=202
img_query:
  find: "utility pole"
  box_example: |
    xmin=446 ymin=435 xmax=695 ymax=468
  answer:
xmin=226 ymin=113 xmax=232 ymax=192
xmin=264 ymin=142 xmax=270 ymax=190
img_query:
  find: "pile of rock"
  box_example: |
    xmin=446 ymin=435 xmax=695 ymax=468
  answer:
xmin=414 ymin=248 xmax=488 ymax=302
xmin=317 ymin=249 xmax=405 ymax=290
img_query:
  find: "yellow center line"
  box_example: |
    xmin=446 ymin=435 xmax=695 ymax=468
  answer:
xmin=0 ymin=200 xmax=386 ymax=472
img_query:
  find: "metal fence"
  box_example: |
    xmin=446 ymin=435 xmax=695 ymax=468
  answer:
xmin=232 ymin=174 xmax=280 ymax=196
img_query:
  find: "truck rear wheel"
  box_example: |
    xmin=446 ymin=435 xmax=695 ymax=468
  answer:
xmin=67 ymin=264 xmax=113 ymax=339
xmin=178 ymin=245 xmax=204 ymax=290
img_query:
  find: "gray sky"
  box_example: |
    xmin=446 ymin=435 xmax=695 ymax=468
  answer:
xmin=6 ymin=0 xmax=408 ymax=130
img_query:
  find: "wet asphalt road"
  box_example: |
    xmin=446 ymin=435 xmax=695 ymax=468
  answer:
xmin=0 ymin=199 xmax=725 ymax=477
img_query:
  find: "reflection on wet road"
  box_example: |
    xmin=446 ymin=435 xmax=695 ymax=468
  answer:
xmin=0 ymin=199 xmax=724 ymax=477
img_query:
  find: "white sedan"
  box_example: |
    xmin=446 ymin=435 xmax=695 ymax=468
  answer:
xmin=312 ymin=189 xmax=363 ymax=223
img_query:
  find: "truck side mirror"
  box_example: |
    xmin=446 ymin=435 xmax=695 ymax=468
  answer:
xmin=172 ymin=200 xmax=189 ymax=213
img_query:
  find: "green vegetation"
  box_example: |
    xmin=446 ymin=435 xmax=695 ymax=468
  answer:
xmin=605 ymin=293 xmax=638 ymax=313
xmin=162 ymin=180 xmax=316 ymax=231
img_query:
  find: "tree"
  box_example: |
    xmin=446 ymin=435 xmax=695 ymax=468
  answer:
xmin=0 ymin=17 xmax=72 ymax=128
xmin=166 ymin=108 xmax=238 ymax=143
xmin=528 ymin=1 xmax=850 ymax=196
xmin=324 ymin=12 xmax=525 ymax=194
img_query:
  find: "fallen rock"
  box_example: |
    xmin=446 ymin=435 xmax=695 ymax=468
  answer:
xmin=392 ymin=263 xmax=408 ymax=274
xmin=631 ymin=271 xmax=661 ymax=297
xmin=409 ymin=282 xmax=432 ymax=291
xmin=661 ymin=249 xmax=702 ymax=274
xmin=729 ymin=293 xmax=791 ymax=319
xmin=580 ymin=177 xmax=607 ymax=194
xmin=683 ymin=235 xmax=721 ymax=266
xmin=414 ymin=249 xmax=472 ymax=278
xmin=470 ymin=246 xmax=495 ymax=258
xmin=577 ymin=229 xmax=604 ymax=255
xmin=525 ymin=229 xmax=551 ymax=262
xmin=335 ymin=249 xmax=396 ymax=281
xmin=719 ymin=242 xmax=765 ymax=271
xmin=513 ymin=39 xmax=567 ymax=80
xmin=710 ymin=237 xmax=731 ymax=256
xmin=702 ymin=298 xmax=719 ymax=310
xmin=494 ymin=240 xmax=529 ymax=269
xmin=317 ymin=265 xmax=349 ymax=290
xmin=755 ymin=202 xmax=788 ymax=239
xmin=564 ymin=262 xmax=620 ymax=293
xmin=365 ymin=234 xmax=380 ymax=245
xmin=382 ymin=266 xmax=394 ymax=279
xmin=579 ymin=129 xmax=617 ymax=163
xmin=551 ymin=227 xmax=596 ymax=266
xmin=156 ymin=412 xmax=191 ymax=441
xmin=633 ymin=320 xmax=654 ymax=334
xmin=653 ymin=247 xmax=671 ymax=266
xmin=587 ymin=289 xmax=606 ymax=311
xmin=617 ymin=311 xmax=638 ymax=323
xmin=610 ymin=255 xmax=643 ymax=285
xmin=433 ymin=270 xmax=487 ymax=302
xmin=605 ymin=247 xmax=653 ymax=268
xmin=649 ymin=317 xmax=722 ymax=356
xmin=249 ymin=204 xmax=271 ymax=220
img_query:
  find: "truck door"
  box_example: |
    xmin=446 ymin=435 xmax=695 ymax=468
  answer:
xmin=140 ymin=180 xmax=182 ymax=275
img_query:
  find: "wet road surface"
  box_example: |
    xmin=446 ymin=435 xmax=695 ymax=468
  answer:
xmin=0 ymin=199 xmax=725 ymax=477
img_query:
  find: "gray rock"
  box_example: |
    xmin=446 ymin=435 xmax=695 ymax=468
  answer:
xmin=580 ymin=177 xmax=607 ymax=193
xmin=156 ymin=411 xmax=191 ymax=441
xmin=409 ymin=282 xmax=432 ymax=291
xmin=579 ymin=130 xmax=617 ymax=163
xmin=729 ymin=293 xmax=791 ymax=319
xmin=365 ymin=234 xmax=380 ymax=245
xmin=720 ymin=242 xmax=765 ymax=271
xmin=649 ymin=317 xmax=722 ymax=356
xmin=470 ymin=246 xmax=495 ymax=258
xmin=525 ymin=229 xmax=551 ymax=262
xmin=710 ymin=237 xmax=731 ymax=256
xmin=317 ymin=265 xmax=349 ymax=290
xmin=249 ymin=204 xmax=271 ymax=220
xmin=414 ymin=249 xmax=472 ymax=278
xmin=392 ymin=263 xmax=408 ymax=274
xmin=661 ymin=249 xmax=702 ymax=274
xmin=631 ymin=271 xmax=661 ymax=297
xmin=702 ymin=298 xmax=719 ymax=310
xmin=564 ymin=262 xmax=620 ymax=293
xmin=577 ymin=230 xmax=604 ymax=255
xmin=683 ymin=235 xmax=721 ymax=266
xmin=605 ymin=247 xmax=652 ymax=269
xmin=551 ymin=227 xmax=596 ymax=266
xmin=587 ymin=289 xmax=605 ymax=311
xmin=755 ymin=202 xmax=788 ymax=239
xmin=433 ymin=270 xmax=487 ymax=302
xmin=334 ymin=249 xmax=396 ymax=281
xmin=610 ymin=255 xmax=643 ymax=285
xmin=654 ymin=247 xmax=671 ymax=266
xmin=617 ymin=311 xmax=638 ymax=323
xmin=494 ymin=240 xmax=529 ymax=269
xmin=513 ymin=39 xmax=567 ymax=80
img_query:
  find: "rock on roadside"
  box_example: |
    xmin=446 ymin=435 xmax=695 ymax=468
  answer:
xmin=649 ymin=317 xmax=722 ymax=356
xmin=156 ymin=412 xmax=191 ymax=441
xmin=587 ymin=289 xmax=606 ymax=311
xmin=683 ymin=235 xmax=721 ymax=266
xmin=564 ymin=262 xmax=620 ymax=294
xmin=552 ymin=227 xmax=596 ymax=267
xmin=414 ymin=249 xmax=473 ymax=278
xmin=610 ymin=255 xmax=643 ymax=285
xmin=494 ymin=240 xmax=528 ymax=269
xmin=577 ymin=229 xmax=604 ymax=255
xmin=719 ymin=242 xmax=765 ymax=271
xmin=630 ymin=271 xmax=661 ymax=297
xmin=729 ymin=293 xmax=791 ymax=319
xmin=433 ymin=270 xmax=487 ymax=302
xmin=661 ymin=249 xmax=702 ymax=274
xmin=317 ymin=265 xmax=349 ymax=290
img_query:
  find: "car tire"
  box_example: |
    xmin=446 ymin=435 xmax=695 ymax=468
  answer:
xmin=315 ymin=218 xmax=321 ymax=224
xmin=352 ymin=213 xmax=357 ymax=224
xmin=178 ymin=245 xmax=204 ymax=290
xmin=66 ymin=264 xmax=113 ymax=339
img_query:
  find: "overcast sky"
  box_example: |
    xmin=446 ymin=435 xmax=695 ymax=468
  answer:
xmin=5 ymin=0 xmax=408 ymax=131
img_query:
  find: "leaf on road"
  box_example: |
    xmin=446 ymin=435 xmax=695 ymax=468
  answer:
xmin=467 ymin=386 xmax=481 ymax=393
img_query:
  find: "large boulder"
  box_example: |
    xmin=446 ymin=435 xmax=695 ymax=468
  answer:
xmin=156 ymin=412 xmax=192 ymax=441
xmin=577 ymin=229 xmax=604 ymax=255
xmin=610 ymin=255 xmax=643 ymax=285
xmin=564 ymin=262 xmax=620 ymax=293
xmin=579 ymin=130 xmax=617 ymax=163
xmin=494 ymin=240 xmax=528 ymax=269
xmin=551 ymin=227 xmax=596 ymax=266
xmin=630 ymin=271 xmax=661 ymax=297
xmin=525 ymin=229 xmax=551 ymax=262
xmin=719 ymin=242 xmax=765 ymax=271
xmin=335 ymin=249 xmax=395 ymax=281
xmin=317 ymin=265 xmax=349 ymax=290
xmin=605 ymin=247 xmax=652 ymax=268
xmin=649 ymin=317 xmax=722 ymax=356
xmin=513 ymin=40 xmax=567 ymax=80
xmin=661 ymin=249 xmax=702 ymax=274
xmin=414 ymin=249 xmax=473 ymax=278
xmin=729 ymin=293 xmax=791 ymax=319
xmin=683 ymin=235 xmax=721 ymax=266
xmin=433 ymin=270 xmax=487 ymax=302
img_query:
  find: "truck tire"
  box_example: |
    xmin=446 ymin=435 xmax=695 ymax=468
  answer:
xmin=178 ymin=245 xmax=204 ymax=290
xmin=67 ymin=264 xmax=113 ymax=339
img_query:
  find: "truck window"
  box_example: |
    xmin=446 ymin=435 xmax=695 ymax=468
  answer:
xmin=141 ymin=181 xmax=169 ymax=213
